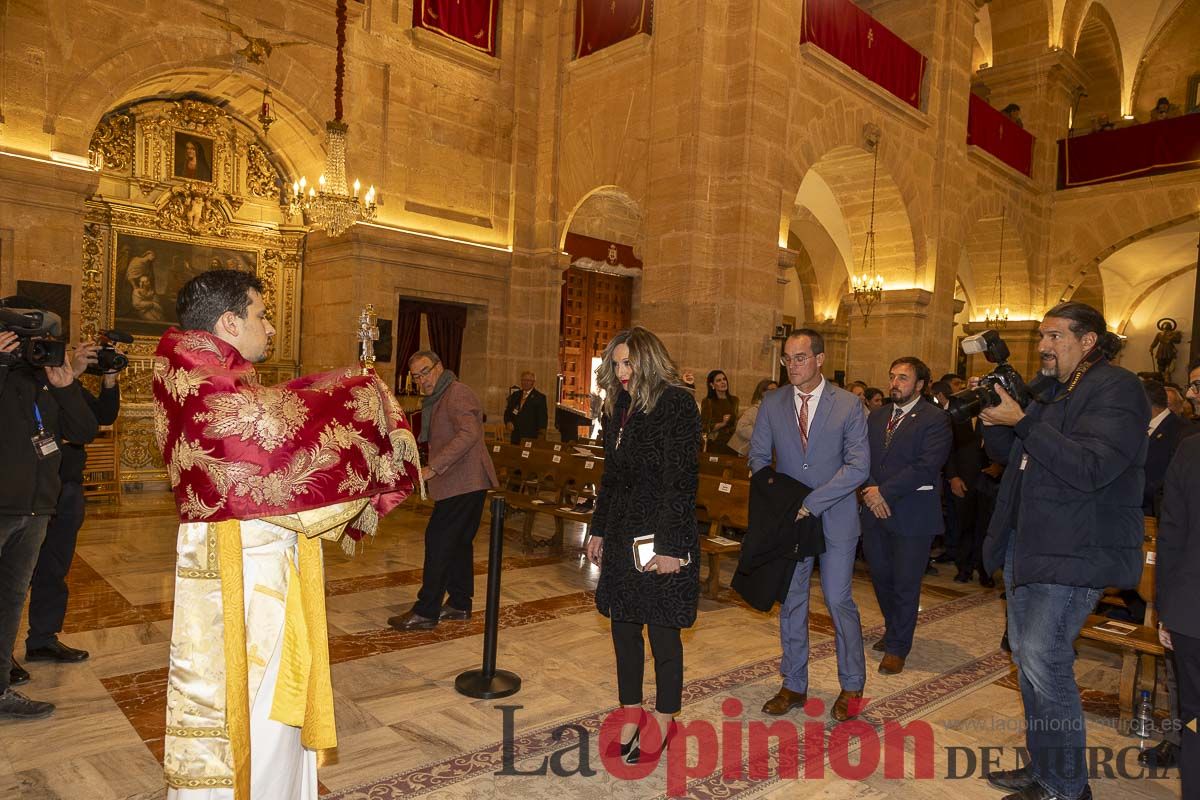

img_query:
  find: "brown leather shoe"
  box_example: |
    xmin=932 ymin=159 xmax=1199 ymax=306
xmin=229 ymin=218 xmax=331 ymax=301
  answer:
xmin=761 ymin=686 xmax=807 ymax=716
xmin=879 ymin=653 xmax=905 ymax=674
xmin=831 ymin=689 xmax=864 ymax=721
xmin=871 ymin=639 xmax=885 ymax=652
xmin=387 ymin=611 xmax=439 ymax=631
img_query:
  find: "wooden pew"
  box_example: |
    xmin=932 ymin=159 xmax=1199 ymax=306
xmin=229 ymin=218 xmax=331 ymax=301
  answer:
xmin=694 ymin=474 xmax=751 ymax=599
xmin=1078 ymin=521 xmax=1162 ymax=729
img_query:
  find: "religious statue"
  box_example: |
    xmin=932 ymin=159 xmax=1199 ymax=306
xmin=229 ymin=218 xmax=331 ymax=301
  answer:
xmin=1150 ymin=317 xmax=1183 ymax=381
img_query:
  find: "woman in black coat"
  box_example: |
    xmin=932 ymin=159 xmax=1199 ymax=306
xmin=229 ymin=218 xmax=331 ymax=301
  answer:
xmin=585 ymin=326 xmax=701 ymax=766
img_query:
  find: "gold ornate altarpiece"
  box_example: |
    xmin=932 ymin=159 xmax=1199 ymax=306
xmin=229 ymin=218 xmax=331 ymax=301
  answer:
xmin=83 ymin=98 xmax=305 ymax=487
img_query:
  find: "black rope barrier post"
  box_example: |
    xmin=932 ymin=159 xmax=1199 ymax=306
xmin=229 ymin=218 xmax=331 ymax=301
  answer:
xmin=455 ymin=496 xmax=522 ymax=699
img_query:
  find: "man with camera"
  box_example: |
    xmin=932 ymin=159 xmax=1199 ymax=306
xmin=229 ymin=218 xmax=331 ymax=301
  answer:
xmin=0 ymin=302 xmax=99 ymax=720
xmin=978 ymin=302 xmax=1149 ymax=800
xmin=17 ymin=340 xmax=120 ymax=680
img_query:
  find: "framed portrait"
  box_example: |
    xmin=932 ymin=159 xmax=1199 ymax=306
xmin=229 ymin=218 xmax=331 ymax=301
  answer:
xmin=1188 ymin=73 xmax=1200 ymax=114
xmin=174 ymin=132 xmax=214 ymax=182
xmin=112 ymin=232 xmax=257 ymax=338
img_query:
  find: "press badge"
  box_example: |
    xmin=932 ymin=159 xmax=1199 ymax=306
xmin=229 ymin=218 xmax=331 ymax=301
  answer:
xmin=32 ymin=433 xmax=59 ymax=459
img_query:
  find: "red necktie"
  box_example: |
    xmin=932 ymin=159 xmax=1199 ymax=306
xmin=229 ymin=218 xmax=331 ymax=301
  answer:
xmin=885 ymin=406 xmax=903 ymax=447
xmin=797 ymin=393 xmax=812 ymax=450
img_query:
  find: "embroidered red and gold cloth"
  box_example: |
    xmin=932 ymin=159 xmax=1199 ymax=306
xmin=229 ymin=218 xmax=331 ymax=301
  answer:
xmin=967 ymin=93 xmax=1035 ymax=177
xmin=800 ymin=0 xmax=926 ymax=110
xmin=413 ymin=0 xmax=498 ymax=56
xmin=152 ymin=328 xmax=421 ymax=535
xmin=575 ymin=0 xmax=651 ymax=59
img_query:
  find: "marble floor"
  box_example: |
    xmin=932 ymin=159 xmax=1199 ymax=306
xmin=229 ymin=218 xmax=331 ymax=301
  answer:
xmin=0 ymin=492 xmax=1181 ymax=799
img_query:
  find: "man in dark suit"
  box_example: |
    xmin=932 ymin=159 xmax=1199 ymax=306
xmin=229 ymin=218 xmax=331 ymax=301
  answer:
xmin=1157 ymin=434 xmax=1200 ymax=794
xmin=861 ymin=357 xmax=951 ymax=675
xmin=1144 ymin=379 xmax=1197 ymax=516
xmin=503 ymin=371 xmax=548 ymax=444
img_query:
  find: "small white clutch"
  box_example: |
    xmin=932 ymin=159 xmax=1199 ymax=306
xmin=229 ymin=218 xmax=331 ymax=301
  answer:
xmin=632 ymin=534 xmax=693 ymax=572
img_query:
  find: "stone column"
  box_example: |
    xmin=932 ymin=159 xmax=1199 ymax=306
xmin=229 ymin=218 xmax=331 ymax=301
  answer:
xmin=961 ymin=319 xmax=1042 ymax=379
xmin=843 ymin=288 xmax=937 ymax=385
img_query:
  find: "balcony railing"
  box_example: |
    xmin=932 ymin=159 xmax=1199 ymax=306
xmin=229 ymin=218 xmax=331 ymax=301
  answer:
xmin=967 ymin=93 xmax=1035 ymax=177
xmin=800 ymin=0 xmax=926 ymax=110
xmin=1057 ymin=113 xmax=1200 ymax=189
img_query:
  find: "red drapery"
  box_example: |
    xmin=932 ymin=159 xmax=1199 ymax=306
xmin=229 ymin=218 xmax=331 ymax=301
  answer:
xmin=800 ymin=0 xmax=926 ymax=109
xmin=575 ymin=0 xmax=651 ymax=59
xmin=424 ymin=302 xmax=467 ymax=377
xmin=393 ymin=300 xmax=423 ymax=395
xmin=564 ymin=232 xmax=643 ymax=269
xmin=967 ymin=93 xmax=1035 ymax=177
xmin=1057 ymin=114 xmax=1200 ymax=188
xmin=413 ymin=0 xmax=498 ymax=56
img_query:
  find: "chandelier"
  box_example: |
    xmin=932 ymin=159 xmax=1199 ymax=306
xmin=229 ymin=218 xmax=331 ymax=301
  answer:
xmin=852 ymin=142 xmax=884 ymax=325
xmin=287 ymin=0 xmax=376 ymax=236
xmin=984 ymin=210 xmax=1009 ymax=327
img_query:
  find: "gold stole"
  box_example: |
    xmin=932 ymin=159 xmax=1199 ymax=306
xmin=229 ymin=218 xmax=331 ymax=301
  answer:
xmin=165 ymin=504 xmax=358 ymax=798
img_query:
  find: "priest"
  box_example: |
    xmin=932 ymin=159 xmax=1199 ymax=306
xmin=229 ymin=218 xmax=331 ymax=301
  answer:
xmin=154 ymin=269 xmax=421 ymax=800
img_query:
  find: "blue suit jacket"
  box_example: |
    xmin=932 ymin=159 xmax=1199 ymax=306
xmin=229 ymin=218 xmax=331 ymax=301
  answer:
xmin=862 ymin=398 xmax=953 ymax=538
xmin=749 ymin=380 xmax=870 ymax=541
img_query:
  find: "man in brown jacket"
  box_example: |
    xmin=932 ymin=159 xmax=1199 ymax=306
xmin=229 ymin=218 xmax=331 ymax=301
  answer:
xmin=389 ymin=350 xmax=498 ymax=631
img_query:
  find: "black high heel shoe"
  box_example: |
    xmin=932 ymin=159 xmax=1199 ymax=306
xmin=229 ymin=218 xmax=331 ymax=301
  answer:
xmin=621 ymin=729 xmax=641 ymax=764
xmin=638 ymin=720 xmax=678 ymax=764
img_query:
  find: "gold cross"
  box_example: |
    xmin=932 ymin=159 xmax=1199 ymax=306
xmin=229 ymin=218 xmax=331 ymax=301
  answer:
xmin=867 ymin=28 xmax=875 ymax=48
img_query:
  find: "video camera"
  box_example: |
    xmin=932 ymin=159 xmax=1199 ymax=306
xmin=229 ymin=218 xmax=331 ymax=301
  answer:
xmin=88 ymin=329 xmax=133 ymax=375
xmin=947 ymin=330 xmax=1032 ymax=424
xmin=0 ymin=305 xmax=67 ymax=370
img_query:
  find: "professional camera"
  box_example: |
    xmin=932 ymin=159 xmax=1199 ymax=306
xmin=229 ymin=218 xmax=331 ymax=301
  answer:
xmin=87 ymin=329 xmax=133 ymax=375
xmin=0 ymin=305 xmax=67 ymax=369
xmin=947 ymin=329 xmax=1032 ymax=424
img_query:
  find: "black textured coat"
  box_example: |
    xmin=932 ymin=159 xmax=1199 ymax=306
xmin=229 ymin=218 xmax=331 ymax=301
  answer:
xmin=592 ymin=386 xmax=702 ymax=628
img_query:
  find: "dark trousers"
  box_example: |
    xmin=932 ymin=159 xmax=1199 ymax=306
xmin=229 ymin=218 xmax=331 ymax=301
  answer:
xmin=611 ymin=620 xmax=684 ymax=714
xmin=413 ymin=490 xmax=486 ymax=619
xmin=0 ymin=515 xmax=50 ymax=692
xmin=862 ymin=527 xmax=933 ymax=658
xmin=951 ymin=488 xmax=981 ymax=575
xmin=1172 ymin=629 xmax=1200 ymax=799
xmin=27 ymin=481 xmax=85 ymax=650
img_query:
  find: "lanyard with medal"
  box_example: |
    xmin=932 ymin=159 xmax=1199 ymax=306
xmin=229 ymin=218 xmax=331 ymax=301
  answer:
xmin=31 ymin=400 xmax=60 ymax=459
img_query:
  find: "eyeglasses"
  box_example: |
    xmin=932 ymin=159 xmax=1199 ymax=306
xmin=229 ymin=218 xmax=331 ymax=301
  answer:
xmin=780 ymin=354 xmax=814 ymax=367
xmin=1188 ymin=380 xmax=1200 ymax=394
xmin=410 ymin=365 xmax=435 ymax=380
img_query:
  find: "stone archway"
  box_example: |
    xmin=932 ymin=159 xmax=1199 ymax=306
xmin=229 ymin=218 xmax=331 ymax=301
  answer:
xmin=44 ymin=24 xmax=331 ymax=177
xmin=1071 ymin=2 xmax=1123 ymax=126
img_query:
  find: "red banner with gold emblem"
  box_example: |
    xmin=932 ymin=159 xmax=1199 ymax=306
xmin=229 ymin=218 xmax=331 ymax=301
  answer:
xmin=800 ymin=0 xmax=926 ymax=109
xmin=575 ymin=0 xmax=652 ymax=59
xmin=967 ymin=93 xmax=1034 ymax=176
xmin=414 ymin=0 xmax=498 ymax=57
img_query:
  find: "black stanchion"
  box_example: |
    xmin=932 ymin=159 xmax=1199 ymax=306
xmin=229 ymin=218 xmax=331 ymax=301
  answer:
xmin=455 ymin=496 xmax=522 ymax=699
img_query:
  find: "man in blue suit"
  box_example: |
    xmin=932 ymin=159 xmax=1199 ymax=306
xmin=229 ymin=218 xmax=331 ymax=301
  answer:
xmin=749 ymin=329 xmax=870 ymax=721
xmin=861 ymin=357 xmax=952 ymax=675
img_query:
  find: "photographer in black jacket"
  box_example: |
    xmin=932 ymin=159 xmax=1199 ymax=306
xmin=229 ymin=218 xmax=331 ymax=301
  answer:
xmin=979 ymin=302 xmax=1148 ymax=800
xmin=18 ymin=341 xmax=119 ymax=676
xmin=0 ymin=321 xmax=99 ymax=721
